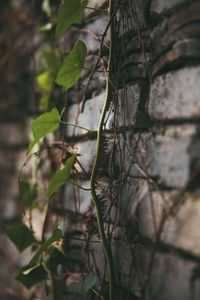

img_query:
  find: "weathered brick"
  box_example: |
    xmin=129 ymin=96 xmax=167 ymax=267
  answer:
xmin=90 ymin=241 xmax=199 ymax=299
xmin=106 ymin=84 xmax=142 ymax=129
xmin=134 ymin=245 xmax=198 ymax=300
xmin=148 ymin=66 xmax=200 ymax=121
xmin=151 ymin=23 xmax=200 ymax=61
xmin=79 ymin=14 xmax=109 ymax=53
xmin=66 ymin=92 xmax=106 ymax=136
xmin=112 ymin=125 xmax=199 ymax=188
xmin=113 ymin=178 xmax=148 ymax=226
xmin=73 ymin=139 xmax=97 ymax=173
xmin=64 ymin=180 xmax=92 ymax=214
xmin=150 ymin=0 xmax=188 ymax=17
xmin=151 ymin=2 xmax=200 ymax=60
xmin=138 ymin=189 xmax=200 ymax=256
xmin=151 ymin=38 xmax=200 ymax=77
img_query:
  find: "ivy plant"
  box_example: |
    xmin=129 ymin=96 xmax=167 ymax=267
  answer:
xmin=6 ymin=0 xmax=116 ymax=299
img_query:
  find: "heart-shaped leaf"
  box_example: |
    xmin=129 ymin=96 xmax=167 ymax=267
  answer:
xmin=19 ymin=180 xmax=37 ymax=207
xmin=56 ymin=0 xmax=88 ymax=38
xmin=40 ymin=93 xmax=52 ymax=112
xmin=47 ymin=154 xmax=76 ymax=199
xmin=55 ymin=40 xmax=87 ymax=91
xmin=6 ymin=220 xmax=35 ymax=252
xmin=16 ymin=264 xmax=48 ymax=289
xmin=37 ymin=70 xmax=54 ymax=92
xmin=40 ymin=50 xmax=62 ymax=75
xmin=27 ymin=107 xmax=60 ymax=153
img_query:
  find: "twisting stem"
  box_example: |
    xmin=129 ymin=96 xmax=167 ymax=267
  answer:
xmin=90 ymin=1 xmax=115 ymax=299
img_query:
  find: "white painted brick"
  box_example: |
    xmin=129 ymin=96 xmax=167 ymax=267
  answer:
xmin=149 ymin=66 xmax=200 ymax=120
xmin=115 ymin=178 xmax=148 ymax=225
xmin=106 ymin=84 xmax=141 ymax=129
xmin=90 ymin=241 xmax=198 ymax=299
xmin=134 ymin=245 xmax=198 ymax=300
xmin=138 ymin=190 xmax=200 ymax=256
xmin=113 ymin=125 xmax=199 ymax=188
xmin=73 ymin=139 xmax=97 ymax=173
xmin=64 ymin=180 xmax=92 ymax=214
xmin=66 ymin=92 xmax=106 ymax=136
xmin=67 ymin=83 xmax=145 ymax=134
xmin=79 ymin=15 xmax=109 ymax=53
xmin=151 ymin=0 xmax=187 ymax=16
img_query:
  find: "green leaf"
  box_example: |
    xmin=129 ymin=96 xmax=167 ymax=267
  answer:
xmin=6 ymin=220 xmax=35 ymax=252
xmin=47 ymin=154 xmax=76 ymax=199
xmin=40 ymin=93 xmax=52 ymax=112
xmin=29 ymin=228 xmax=62 ymax=266
xmin=40 ymin=50 xmax=62 ymax=75
xmin=56 ymin=40 xmax=87 ymax=90
xmin=55 ymin=0 xmax=88 ymax=38
xmin=16 ymin=264 xmax=47 ymax=289
xmin=82 ymin=272 xmax=98 ymax=295
xmin=37 ymin=50 xmax=62 ymax=92
xmin=37 ymin=71 xmax=54 ymax=92
xmin=19 ymin=180 xmax=37 ymax=207
xmin=42 ymin=0 xmax=51 ymax=17
xmin=27 ymin=107 xmax=60 ymax=153
xmin=43 ymin=246 xmax=67 ymax=275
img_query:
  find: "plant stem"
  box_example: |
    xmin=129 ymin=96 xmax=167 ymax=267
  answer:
xmin=84 ymin=6 xmax=108 ymax=12
xmin=71 ymin=237 xmax=102 ymax=243
xmin=50 ymin=272 xmax=58 ymax=300
xmin=60 ymin=121 xmax=97 ymax=133
xmin=68 ymin=180 xmax=92 ymax=191
xmin=90 ymin=0 xmax=115 ymax=299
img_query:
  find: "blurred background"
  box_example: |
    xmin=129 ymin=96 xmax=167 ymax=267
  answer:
xmin=0 ymin=1 xmax=46 ymax=299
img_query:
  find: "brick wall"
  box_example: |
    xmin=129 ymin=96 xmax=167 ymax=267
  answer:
xmin=61 ymin=1 xmax=200 ymax=299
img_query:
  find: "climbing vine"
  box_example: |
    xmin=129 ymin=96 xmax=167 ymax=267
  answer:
xmin=4 ymin=1 xmax=199 ymax=300
xmin=6 ymin=1 xmax=117 ymax=299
